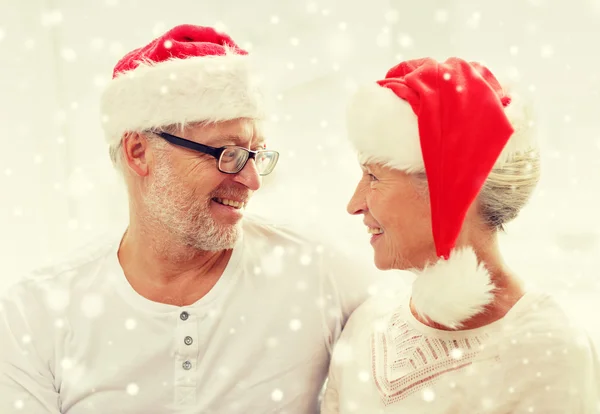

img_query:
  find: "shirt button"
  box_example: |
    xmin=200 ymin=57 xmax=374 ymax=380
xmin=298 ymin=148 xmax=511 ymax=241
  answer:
xmin=182 ymin=361 xmax=192 ymax=370
xmin=184 ymin=336 xmax=193 ymax=346
xmin=180 ymin=311 xmax=189 ymax=321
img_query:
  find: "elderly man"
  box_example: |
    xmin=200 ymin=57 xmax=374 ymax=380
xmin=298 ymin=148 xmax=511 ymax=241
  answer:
xmin=0 ymin=25 xmax=380 ymax=413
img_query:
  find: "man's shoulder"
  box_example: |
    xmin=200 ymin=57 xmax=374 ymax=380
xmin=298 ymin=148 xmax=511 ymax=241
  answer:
xmin=1 ymin=232 xmax=120 ymax=306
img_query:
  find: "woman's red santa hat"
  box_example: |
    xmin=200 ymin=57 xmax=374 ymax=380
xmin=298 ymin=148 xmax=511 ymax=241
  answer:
xmin=347 ymin=57 xmax=536 ymax=329
xmin=100 ymin=24 xmax=264 ymax=146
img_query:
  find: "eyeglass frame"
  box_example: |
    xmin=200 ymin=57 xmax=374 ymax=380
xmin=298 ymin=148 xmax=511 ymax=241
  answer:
xmin=148 ymin=131 xmax=279 ymax=176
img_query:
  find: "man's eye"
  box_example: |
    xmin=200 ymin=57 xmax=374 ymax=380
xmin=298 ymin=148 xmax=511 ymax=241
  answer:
xmin=367 ymin=173 xmax=378 ymax=181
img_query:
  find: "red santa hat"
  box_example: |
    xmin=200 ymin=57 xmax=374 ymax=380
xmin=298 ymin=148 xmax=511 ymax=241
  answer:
xmin=347 ymin=57 xmax=537 ymax=329
xmin=100 ymin=24 xmax=263 ymax=146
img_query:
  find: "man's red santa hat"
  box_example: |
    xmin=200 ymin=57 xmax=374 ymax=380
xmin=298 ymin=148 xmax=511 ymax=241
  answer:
xmin=347 ymin=57 xmax=536 ymax=329
xmin=100 ymin=24 xmax=263 ymax=146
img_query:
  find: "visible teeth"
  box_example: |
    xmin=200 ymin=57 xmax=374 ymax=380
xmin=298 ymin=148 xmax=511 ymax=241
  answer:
xmin=215 ymin=198 xmax=245 ymax=209
xmin=367 ymin=227 xmax=383 ymax=235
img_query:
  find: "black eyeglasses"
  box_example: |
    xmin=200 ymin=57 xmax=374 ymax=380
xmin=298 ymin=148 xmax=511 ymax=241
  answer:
xmin=152 ymin=131 xmax=279 ymax=176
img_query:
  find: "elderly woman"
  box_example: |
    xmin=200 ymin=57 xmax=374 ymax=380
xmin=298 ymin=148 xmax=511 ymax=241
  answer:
xmin=321 ymin=58 xmax=599 ymax=413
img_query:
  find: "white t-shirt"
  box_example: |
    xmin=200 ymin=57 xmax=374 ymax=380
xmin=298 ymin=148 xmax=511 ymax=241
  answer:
xmin=0 ymin=217 xmax=391 ymax=414
xmin=322 ymin=291 xmax=600 ymax=413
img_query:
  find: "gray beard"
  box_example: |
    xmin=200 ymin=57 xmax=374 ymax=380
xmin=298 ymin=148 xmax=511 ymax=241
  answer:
xmin=142 ymin=162 xmax=242 ymax=254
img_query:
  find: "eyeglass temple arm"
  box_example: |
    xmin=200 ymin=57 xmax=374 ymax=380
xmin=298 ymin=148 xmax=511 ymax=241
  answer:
xmin=155 ymin=132 xmax=224 ymax=158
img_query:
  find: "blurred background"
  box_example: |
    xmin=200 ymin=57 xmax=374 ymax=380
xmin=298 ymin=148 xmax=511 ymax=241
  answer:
xmin=1 ymin=0 xmax=599 ymax=343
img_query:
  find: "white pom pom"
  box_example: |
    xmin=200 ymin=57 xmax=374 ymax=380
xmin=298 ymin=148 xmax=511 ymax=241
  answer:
xmin=411 ymin=247 xmax=495 ymax=329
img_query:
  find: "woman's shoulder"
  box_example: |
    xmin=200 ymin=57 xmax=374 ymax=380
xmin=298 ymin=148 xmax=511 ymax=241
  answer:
xmin=497 ymin=290 xmax=596 ymax=366
xmin=341 ymin=291 xmax=406 ymax=337
xmin=502 ymin=290 xmax=586 ymax=338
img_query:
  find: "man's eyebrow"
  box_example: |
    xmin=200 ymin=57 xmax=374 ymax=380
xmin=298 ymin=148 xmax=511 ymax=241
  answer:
xmin=216 ymin=134 xmax=246 ymax=146
xmin=214 ymin=134 xmax=263 ymax=145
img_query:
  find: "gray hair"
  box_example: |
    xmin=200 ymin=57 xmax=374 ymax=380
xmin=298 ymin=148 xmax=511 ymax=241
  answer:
xmin=478 ymin=150 xmax=540 ymax=230
xmin=108 ymin=124 xmax=186 ymax=175
xmin=411 ymin=149 xmax=540 ymax=231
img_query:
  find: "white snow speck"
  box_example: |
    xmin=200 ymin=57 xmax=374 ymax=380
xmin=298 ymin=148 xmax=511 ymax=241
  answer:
xmin=467 ymin=12 xmax=481 ymax=29
xmin=164 ymin=40 xmax=173 ymax=49
xmin=422 ymin=388 xmax=435 ymax=402
xmin=509 ymin=45 xmax=519 ymax=55
xmin=358 ymin=371 xmax=370 ymax=382
xmin=434 ymin=9 xmax=449 ymax=23
xmin=214 ymin=21 xmax=228 ymax=33
xmin=338 ymin=22 xmax=347 ymax=30
xmin=126 ymin=383 xmax=139 ymax=396
xmin=266 ymin=337 xmax=279 ymax=348
xmin=271 ymin=388 xmax=284 ymax=401
xmin=289 ymin=319 xmax=302 ymax=331
xmin=22 ymin=335 xmax=31 ymax=344
xmin=397 ymin=34 xmax=413 ymax=48
xmin=290 ymin=37 xmax=299 ymax=46
xmin=482 ymin=398 xmax=494 ymax=409
xmin=61 ymin=358 xmax=74 ymax=370
xmin=306 ymin=2 xmax=318 ymax=13
xmin=443 ymin=72 xmax=451 ymax=80
xmin=125 ymin=318 xmax=137 ymax=330
xmin=270 ymin=15 xmax=279 ymax=24
xmin=41 ymin=10 xmax=63 ymax=27
xmin=14 ymin=399 xmax=24 ymax=410
xmin=541 ymin=45 xmax=554 ymax=58
xmin=0 ymin=28 xmax=5 ymax=42
xmin=451 ymin=348 xmax=464 ymax=359
xmin=61 ymin=48 xmax=77 ymax=62
xmin=300 ymin=254 xmax=312 ymax=265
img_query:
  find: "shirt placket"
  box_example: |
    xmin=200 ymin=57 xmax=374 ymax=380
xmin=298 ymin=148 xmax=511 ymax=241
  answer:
xmin=174 ymin=309 xmax=200 ymax=407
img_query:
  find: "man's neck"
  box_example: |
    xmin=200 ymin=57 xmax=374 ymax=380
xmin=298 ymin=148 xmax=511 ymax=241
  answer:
xmin=117 ymin=222 xmax=233 ymax=306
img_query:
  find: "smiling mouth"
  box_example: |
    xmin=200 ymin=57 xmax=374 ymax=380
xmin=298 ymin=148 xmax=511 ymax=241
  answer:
xmin=367 ymin=227 xmax=383 ymax=235
xmin=212 ymin=197 xmax=246 ymax=210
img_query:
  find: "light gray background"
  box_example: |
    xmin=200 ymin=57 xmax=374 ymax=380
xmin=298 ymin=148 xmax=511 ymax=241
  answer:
xmin=1 ymin=0 xmax=599 ymax=343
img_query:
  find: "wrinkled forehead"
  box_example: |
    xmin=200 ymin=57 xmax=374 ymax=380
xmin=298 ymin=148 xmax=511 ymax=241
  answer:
xmin=189 ymin=118 xmax=266 ymax=147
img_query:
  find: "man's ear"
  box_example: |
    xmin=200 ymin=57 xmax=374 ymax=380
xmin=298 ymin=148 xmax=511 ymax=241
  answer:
xmin=122 ymin=132 xmax=151 ymax=177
